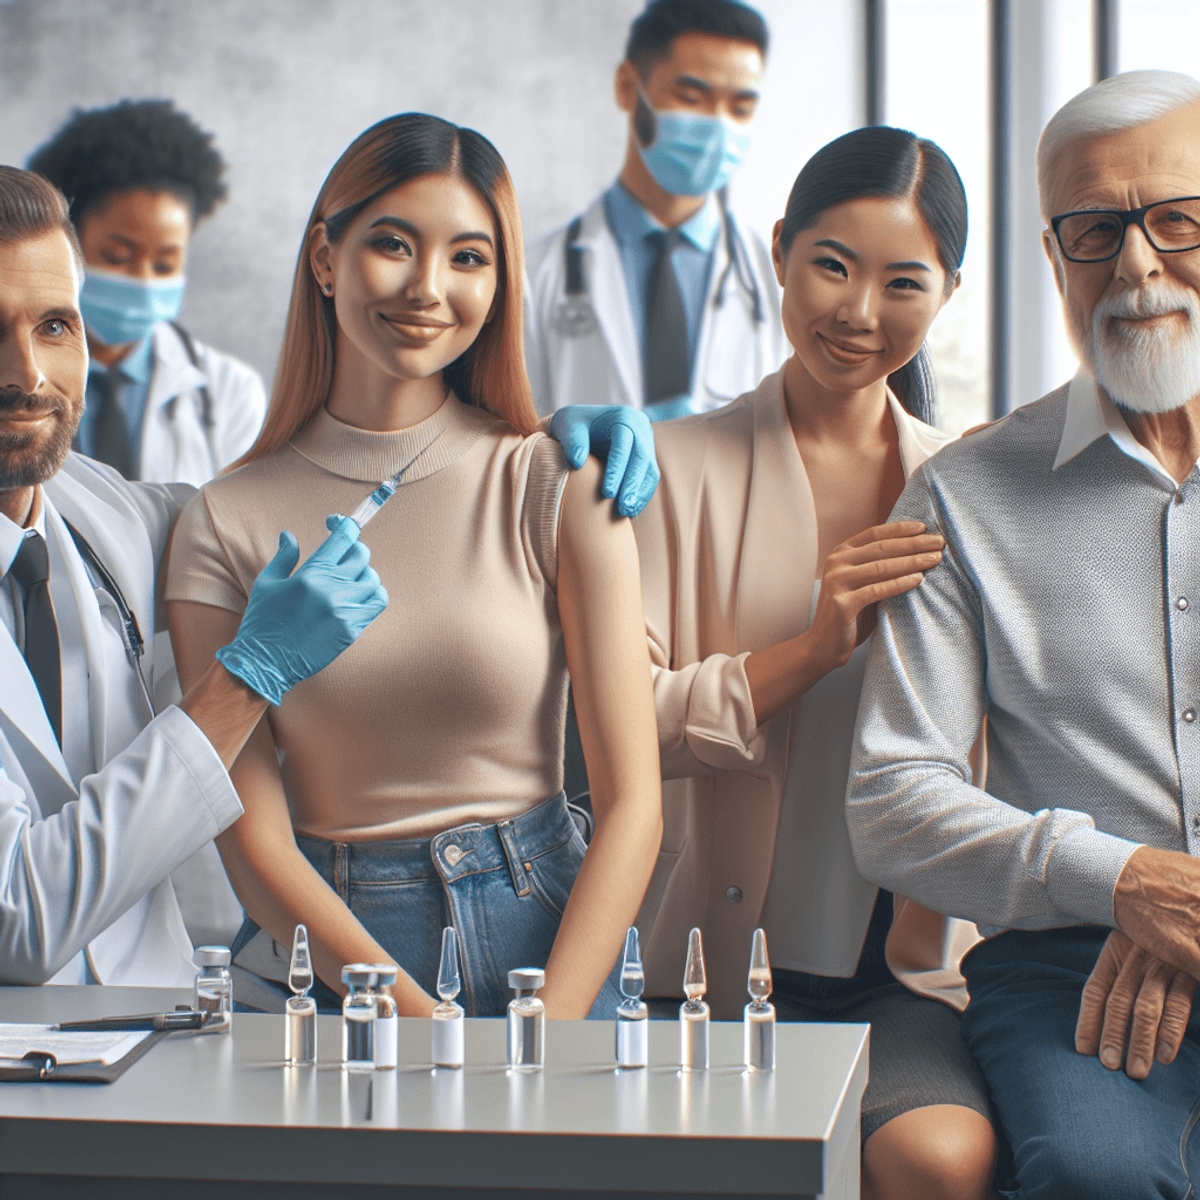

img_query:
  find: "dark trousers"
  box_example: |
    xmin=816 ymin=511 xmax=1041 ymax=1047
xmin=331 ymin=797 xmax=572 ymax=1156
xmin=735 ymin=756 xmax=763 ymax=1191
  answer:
xmin=961 ymin=926 xmax=1200 ymax=1199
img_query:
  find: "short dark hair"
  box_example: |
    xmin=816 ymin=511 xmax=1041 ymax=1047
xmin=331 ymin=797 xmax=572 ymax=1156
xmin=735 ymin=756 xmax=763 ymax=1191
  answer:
xmin=625 ymin=0 xmax=768 ymax=78
xmin=27 ymin=99 xmax=228 ymax=227
xmin=0 ymin=166 xmax=84 ymax=268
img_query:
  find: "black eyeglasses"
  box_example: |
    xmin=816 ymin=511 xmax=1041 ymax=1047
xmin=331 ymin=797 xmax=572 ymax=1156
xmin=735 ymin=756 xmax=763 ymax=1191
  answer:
xmin=1051 ymin=196 xmax=1200 ymax=263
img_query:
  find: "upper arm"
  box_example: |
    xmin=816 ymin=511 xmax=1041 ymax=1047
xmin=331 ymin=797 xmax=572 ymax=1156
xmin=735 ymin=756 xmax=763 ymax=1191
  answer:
xmin=556 ymin=458 xmax=661 ymax=813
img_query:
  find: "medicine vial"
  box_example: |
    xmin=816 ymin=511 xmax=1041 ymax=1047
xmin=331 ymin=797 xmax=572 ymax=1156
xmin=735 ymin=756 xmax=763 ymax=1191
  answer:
xmin=342 ymin=964 xmax=379 ymax=1070
xmin=368 ymin=964 xmax=399 ymax=1069
xmin=507 ymin=967 xmax=546 ymax=1072
xmin=193 ymin=945 xmax=232 ymax=1035
xmin=432 ymin=926 xmax=465 ymax=1068
xmin=743 ymin=927 xmax=776 ymax=1072
xmin=679 ymin=927 xmax=710 ymax=1070
xmin=285 ymin=924 xmax=316 ymax=1065
xmin=615 ymin=926 xmax=648 ymax=1069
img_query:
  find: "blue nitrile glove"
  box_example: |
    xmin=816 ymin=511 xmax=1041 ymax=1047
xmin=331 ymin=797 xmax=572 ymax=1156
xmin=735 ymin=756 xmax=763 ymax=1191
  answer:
xmin=216 ymin=515 xmax=388 ymax=705
xmin=547 ymin=404 xmax=660 ymax=518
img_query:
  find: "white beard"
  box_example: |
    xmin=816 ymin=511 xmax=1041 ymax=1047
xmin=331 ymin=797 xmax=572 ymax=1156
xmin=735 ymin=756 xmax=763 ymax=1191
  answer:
xmin=1088 ymin=280 xmax=1200 ymax=415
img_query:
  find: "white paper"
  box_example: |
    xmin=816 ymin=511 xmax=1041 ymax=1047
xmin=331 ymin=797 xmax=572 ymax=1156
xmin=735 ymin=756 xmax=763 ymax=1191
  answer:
xmin=0 ymin=1023 xmax=150 ymax=1066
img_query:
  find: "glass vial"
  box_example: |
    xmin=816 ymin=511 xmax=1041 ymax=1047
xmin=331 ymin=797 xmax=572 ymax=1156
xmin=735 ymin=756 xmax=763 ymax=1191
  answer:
xmin=744 ymin=927 xmax=776 ymax=1071
xmin=342 ymin=964 xmax=379 ymax=1070
xmin=432 ymin=926 xmax=465 ymax=1068
xmin=507 ymin=967 xmax=545 ymax=1072
xmin=616 ymin=926 xmax=648 ymax=1069
xmin=679 ymin=927 xmax=709 ymax=1070
xmin=285 ymin=923 xmax=316 ymax=1065
xmin=369 ymin=964 xmax=399 ymax=1069
xmin=194 ymin=945 xmax=232 ymax=1035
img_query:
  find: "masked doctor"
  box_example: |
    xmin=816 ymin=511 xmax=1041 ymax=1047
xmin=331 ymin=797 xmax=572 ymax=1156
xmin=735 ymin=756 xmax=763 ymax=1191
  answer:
xmin=27 ymin=99 xmax=266 ymax=486
xmin=526 ymin=0 xmax=787 ymax=422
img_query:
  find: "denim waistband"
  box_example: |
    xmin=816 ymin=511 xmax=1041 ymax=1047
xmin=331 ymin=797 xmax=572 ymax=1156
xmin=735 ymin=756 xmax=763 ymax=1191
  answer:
xmin=295 ymin=791 xmax=575 ymax=898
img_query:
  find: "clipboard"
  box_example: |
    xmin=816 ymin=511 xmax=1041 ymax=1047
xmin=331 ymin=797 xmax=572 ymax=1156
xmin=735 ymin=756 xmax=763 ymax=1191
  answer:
xmin=0 ymin=1024 xmax=170 ymax=1084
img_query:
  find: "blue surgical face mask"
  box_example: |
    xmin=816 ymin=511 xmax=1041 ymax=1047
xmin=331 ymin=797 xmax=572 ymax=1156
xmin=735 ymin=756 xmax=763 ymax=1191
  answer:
xmin=79 ymin=268 xmax=186 ymax=346
xmin=634 ymin=90 xmax=752 ymax=197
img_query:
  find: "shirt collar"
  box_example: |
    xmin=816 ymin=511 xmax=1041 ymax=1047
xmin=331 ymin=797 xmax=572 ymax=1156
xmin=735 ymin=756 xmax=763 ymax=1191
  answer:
xmin=0 ymin=488 xmax=48 ymax=578
xmin=1053 ymin=369 xmax=1185 ymax=486
xmin=602 ymin=181 xmax=720 ymax=253
xmin=87 ymin=334 xmax=153 ymax=385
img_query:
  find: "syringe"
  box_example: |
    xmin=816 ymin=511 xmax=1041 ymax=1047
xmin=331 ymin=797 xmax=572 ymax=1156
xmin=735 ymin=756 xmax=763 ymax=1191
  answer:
xmin=349 ymin=428 xmax=445 ymax=529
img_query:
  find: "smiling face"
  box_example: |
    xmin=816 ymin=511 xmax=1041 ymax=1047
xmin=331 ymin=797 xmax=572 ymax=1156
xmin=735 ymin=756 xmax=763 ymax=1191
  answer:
xmin=1042 ymin=101 xmax=1200 ymax=412
xmin=77 ymin=187 xmax=192 ymax=281
xmin=311 ymin=173 xmax=499 ymax=395
xmin=773 ymin=194 xmax=953 ymax=396
xmin=0 ymin=230 xmax=87 ymax=496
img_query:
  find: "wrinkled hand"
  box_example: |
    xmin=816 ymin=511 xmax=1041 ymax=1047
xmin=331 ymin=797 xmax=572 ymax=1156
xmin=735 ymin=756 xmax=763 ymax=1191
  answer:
xmin=216 ymin=514 xmax=388 ymax=705
xmin=1076 ymin=929 xmax=1197 ymax=1080
xmin=1113 ymin=845 xmax=1200 ymax=981
xmin=810 ymin=521 xmax=945 ymax=672
xmin=547 ymin=404 xmax=660 ymax=518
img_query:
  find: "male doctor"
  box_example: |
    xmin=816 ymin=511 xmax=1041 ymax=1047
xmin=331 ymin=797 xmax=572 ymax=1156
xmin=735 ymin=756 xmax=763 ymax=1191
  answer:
xmin=0 ymin=165 xmax=386 ymax=987
xmin=526 ymin=0 xmax=787 ymax=421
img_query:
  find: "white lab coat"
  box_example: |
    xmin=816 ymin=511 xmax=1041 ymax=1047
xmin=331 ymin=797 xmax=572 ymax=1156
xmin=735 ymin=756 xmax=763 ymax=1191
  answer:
xmin=137 ymin=322 xmax=266 ymax=486
xmin=0 ymin=454 xmax=243 ymax=986
xmin=524 ymin=192 xmax=788 ymax=415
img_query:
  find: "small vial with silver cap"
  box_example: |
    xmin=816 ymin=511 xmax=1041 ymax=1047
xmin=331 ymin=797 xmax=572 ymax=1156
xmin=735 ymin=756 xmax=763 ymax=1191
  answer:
xmin=679 ymin=927 xmax=709 ymax=1070
xmin=507 ymin=967 xmax=545 ymax=1071
xmin=615 ymin=926 xmax=648 ymax=1068
xmin=194 ymin=945 xmax=232 ymax=1035
xmin=367 ymin=964 xmax=399 ymax=1069
xmin=743 ymin=927 xmax=776 ymax=1071
xmin=342 ymin=964 xmax=379 ymax=1070
xmin=285 ymin=924 xmax=316 ymax=1064
xmin=432 ymin=927 xmax=465 ymax=1068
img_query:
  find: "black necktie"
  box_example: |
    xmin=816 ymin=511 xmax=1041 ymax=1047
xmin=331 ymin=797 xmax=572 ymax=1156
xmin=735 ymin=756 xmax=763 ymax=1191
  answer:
xmin=644 ymin=228 xmax=691 ymax=404
xmin=10 ymin=532 xmax=62 ymax=747
xmin=93 ymin=368 xmax=137 ymax=480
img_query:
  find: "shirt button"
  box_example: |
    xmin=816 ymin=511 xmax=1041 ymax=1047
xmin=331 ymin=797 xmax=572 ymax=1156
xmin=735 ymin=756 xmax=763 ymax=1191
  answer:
xmin=1179 ymin=597 xmax=1190 ymax=611
xmin=1192 ymin=816 xmax=1200 ymax=831
xmin=725 ymin=886 xmax=743 ymax=904
xmin=1184 ymin=710 xmax=1196 ymax=724
xmin=1177 ymin=492 xmax=1187 ymax=505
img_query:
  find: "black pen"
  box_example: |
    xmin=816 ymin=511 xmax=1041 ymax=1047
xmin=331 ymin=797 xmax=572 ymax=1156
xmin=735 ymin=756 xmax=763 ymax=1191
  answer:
xmin=55 ymin=1010 xmax=208 ymax=1032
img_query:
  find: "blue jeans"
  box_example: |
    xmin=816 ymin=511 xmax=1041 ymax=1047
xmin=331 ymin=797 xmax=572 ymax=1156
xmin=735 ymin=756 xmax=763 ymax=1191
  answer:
xmin=961 ymin=926 xmax=1200 ymax=1200
xmin=232 ymin=793 xmax=620 ymax=1018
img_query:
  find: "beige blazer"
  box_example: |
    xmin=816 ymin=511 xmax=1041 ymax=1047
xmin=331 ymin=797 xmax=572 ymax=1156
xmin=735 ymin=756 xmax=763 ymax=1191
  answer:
xmin=633 ymin=368 xmax=981 ymax=1018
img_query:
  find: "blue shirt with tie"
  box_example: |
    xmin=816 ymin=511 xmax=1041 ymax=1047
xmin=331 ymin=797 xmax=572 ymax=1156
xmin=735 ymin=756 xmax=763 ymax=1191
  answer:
xmin=75 ymin=334 xmax=154 ymax=460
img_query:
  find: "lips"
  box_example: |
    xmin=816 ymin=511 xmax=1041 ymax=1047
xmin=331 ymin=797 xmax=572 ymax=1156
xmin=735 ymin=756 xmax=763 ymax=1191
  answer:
xmin=817 ymin=332 xmax=883 ymax=364
xmin=381 ymin=313 xmax=453 ymax=343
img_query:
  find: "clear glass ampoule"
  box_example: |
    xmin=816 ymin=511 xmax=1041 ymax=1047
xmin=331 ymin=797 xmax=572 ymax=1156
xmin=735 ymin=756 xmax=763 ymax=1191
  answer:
xmin=507 ymin=967 xmax=545 ymax=1072
xmin=679 ymin=927 xmax=709 ymax=1070
xmin=285 ymin=924 xmax=316 ymax=1064
xmin=194 ymin=945 xmax=232 ymax=1035
xmin=743 ymin=927 xmax=776 ymax=1071
xmin=369 ymin=964 xmax=399 ymax=1069
xmin=615 ymin=926 xmax=648 ymax=1068
xmin=432 ymin=927 xmax=465 ymax=1068
xmin=342 ymin=964 xmax=379 ymax=1070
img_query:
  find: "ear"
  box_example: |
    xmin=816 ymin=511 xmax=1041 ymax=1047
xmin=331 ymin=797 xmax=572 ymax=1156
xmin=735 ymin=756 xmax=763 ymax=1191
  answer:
xmin=614 ymin=60 xmax=639 ymax=116
xmin=308 ymin=222 xmax=335 ymax=294
xmin=1042 ymin=229 xmax=1067 ymax=294
xmin=770 ymin=219 xmax=786 ymax=288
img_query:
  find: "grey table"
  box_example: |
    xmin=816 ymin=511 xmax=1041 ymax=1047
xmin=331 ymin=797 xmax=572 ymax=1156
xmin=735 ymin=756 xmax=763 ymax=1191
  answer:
xmin=0 ymin=986 xmax=866 ymax=1199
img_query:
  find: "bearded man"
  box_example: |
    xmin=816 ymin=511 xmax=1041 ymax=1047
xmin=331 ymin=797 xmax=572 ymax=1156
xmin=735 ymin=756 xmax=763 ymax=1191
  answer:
xmin=847 ymin=71 xmax=1200 ymax=1198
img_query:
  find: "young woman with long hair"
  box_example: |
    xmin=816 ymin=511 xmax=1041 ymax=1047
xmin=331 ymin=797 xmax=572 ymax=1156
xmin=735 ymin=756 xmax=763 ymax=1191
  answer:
xmin=165 ymin=114 xmax=662 ymax=1018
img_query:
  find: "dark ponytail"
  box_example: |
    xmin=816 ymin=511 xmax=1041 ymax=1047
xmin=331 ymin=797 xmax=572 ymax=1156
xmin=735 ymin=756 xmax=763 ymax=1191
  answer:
xmin=778 ymin=126 xmax=967 ymax=427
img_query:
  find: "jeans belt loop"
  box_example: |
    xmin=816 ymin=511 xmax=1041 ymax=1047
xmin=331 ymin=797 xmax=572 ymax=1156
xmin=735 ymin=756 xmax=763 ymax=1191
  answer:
xmin=497 ymin=819 xmax=533 ymax=897
xmin=334 ymin=842 xmax=350 ymax=904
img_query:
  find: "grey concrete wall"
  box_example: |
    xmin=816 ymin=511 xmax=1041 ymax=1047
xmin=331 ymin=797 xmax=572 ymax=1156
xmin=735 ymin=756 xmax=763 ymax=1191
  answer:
xmin=0 ymin=0 xmax=861 ymax=389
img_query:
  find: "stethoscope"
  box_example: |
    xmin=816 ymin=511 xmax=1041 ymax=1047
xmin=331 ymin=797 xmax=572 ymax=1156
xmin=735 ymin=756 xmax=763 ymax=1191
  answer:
xmin=65 ymin=522 xmax=156 ymax=720
xmin=554 ymin=187 xmax=766 ymax=337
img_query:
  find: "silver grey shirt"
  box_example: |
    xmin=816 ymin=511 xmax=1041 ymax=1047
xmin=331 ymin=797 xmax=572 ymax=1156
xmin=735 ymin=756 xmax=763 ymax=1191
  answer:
xmin=848 ymin=373 xmax=1198 ymax=935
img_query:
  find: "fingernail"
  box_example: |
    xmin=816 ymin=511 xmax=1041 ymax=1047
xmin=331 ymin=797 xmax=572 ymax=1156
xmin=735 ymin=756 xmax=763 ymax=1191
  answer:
xmin=1158 ymin=1044 xmax=1173 ymax=1063
xmin=1100 ymin=1048 xmax=1121 ymax=1069
xmin=1129 ymin=1055 xmax=1147 ymax=1075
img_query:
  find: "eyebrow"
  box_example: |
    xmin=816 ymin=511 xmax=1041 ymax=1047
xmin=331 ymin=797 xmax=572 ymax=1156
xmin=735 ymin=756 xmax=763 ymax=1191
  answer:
xmin=368 ymin=215 xmax=494 ymax=248
xmin=813 ymin=239 xmax=931 ymax=272
xmin=41 ymin=306 xmax=80 ymax=323
xmin=675 ymin=73 xmax=760 ymax=103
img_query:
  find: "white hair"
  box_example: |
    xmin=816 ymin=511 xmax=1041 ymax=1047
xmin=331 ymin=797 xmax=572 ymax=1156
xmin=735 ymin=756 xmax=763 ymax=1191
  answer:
xmin=1038 ymin=70 xmax=1200 ymax=216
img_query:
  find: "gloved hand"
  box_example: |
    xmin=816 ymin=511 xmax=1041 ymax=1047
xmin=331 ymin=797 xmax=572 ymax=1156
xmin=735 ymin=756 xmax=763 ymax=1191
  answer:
xmin=547 ymin=404 xmax=660 ymax=518
xmin=216 ymin=515 xmax=388 ymax=705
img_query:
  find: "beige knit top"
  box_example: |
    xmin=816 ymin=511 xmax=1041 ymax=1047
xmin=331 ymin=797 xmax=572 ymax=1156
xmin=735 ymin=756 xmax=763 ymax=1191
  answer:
xmin=166 ymin=394 xmax=571 ymax=841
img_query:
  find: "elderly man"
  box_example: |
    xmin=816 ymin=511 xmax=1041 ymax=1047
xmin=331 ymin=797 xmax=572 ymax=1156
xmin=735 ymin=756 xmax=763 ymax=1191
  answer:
xmin=0 ymin=165 xmax=385 ymax=986
xmin=848 ymin=71 xmax=1200 ymax=1197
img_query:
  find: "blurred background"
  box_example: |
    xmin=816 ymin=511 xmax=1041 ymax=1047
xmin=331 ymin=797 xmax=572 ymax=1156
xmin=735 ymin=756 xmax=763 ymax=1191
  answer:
xmin=1 ymin=0 xmax=1198 ymax=435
